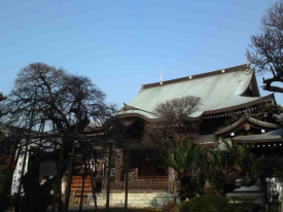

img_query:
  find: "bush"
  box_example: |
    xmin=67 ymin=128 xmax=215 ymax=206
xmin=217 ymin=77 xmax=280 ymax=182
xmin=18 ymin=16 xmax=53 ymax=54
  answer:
xmin=229 ymin=196 xmax=262 ymax=212
xmin=162 ymin=201 xmax=179 ymax=212
xmin=179 ymin=194 xmax=264 ymax=212
xmin=179 ymin=194 xmax=235 ymax=212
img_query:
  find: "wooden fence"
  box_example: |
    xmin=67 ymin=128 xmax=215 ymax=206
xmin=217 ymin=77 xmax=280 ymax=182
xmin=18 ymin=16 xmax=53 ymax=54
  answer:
xmin=103 ymin=176 xmax=168 ymax=191
xmin=71 ymin=175 xmax=169 ymax=196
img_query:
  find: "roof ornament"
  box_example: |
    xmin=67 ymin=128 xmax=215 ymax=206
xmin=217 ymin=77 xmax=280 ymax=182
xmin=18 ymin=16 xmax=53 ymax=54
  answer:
xmin=245 ymin=63 xmax=252 ymax=73
xmin=247 ymin=62 xmax=251 ymax=68
xmin=160 ymin=65 xmax=164 ymax=85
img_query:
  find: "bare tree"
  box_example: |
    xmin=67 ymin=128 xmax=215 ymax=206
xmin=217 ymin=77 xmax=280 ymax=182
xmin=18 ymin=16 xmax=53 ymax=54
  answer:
xmin=3 ymin=63 xmax=114 ymax=131
xmin=0 ymin=93 xmax=4 ymax=101
xmin=247 ymin=1 xmax=283 ymax=93
xmin=142 ymin=96 xmax=201 ymax=200
xmin=0 ymin=93 xmax=19 ymax=212
xmin=0 ymin=63 xmax=116 ymax=211
xmin=143 ymin=96 xmax=201 ymax=148
xmin=0 ymin=93 xmax=6 ymax=117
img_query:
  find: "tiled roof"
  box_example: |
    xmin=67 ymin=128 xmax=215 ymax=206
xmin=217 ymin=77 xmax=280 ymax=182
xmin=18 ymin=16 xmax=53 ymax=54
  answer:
xmin=232 ymin=128 xmax=283 ymax=143
xmin=215 ymin=116 xmax=278 ymax=135
xmin=119 ymin=64 xmax=274 ymax=120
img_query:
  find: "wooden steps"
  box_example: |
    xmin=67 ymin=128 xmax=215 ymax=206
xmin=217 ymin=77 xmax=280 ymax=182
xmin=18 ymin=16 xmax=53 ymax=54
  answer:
xmin=71 ymin=176 xmax=93 ymax=196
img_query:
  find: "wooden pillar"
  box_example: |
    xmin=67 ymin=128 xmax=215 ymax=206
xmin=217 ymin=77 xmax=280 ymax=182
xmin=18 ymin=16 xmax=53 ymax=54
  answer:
xmin=115 ymin=149 xmax=123 ymax=184
xmin=56 ymin=147 xmax=64 ymax=212
xmin=64 ymin=144 xmax=75 ymax=212
xmin=79 ymin=174 xmax=86 ymax=211
xmin=105 ymin=144 xmax=113 ymax=210
xmin=168 ymin=167 xmax=175 ymax=192
xmin=124 ymin=166 xmax=129 ymax=212
xmin=168 ymin=149 xmax=177 ymax=203
xmin=124 ymin=150 xmax=129 ymax=212
xmin=89 ymin=174 xmax=98 ymax=210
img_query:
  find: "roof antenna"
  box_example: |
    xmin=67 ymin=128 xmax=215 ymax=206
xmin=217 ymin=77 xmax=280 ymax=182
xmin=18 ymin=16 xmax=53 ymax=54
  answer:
xmin=160 ymin=65 xmax=164 ymax=85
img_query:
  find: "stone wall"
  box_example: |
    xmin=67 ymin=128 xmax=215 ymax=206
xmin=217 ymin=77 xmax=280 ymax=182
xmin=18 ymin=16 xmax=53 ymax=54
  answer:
xmin=71 ymin=192 xmax=174 ymax=208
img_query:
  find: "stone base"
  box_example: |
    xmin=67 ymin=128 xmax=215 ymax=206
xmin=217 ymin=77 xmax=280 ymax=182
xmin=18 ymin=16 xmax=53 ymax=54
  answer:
xmin=71 ymin=192 xmax=174 ymax=208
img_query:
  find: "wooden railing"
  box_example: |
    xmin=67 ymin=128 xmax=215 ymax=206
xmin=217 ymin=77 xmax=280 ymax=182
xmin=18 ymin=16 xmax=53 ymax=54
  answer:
xmin=103 ymin=176 xmax=168 ymax=191
xmin=71 ymin=175 xmax=169 ymax=195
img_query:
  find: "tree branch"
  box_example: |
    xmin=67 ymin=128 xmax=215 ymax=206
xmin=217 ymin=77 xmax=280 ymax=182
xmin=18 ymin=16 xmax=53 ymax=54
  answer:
xmin=263 ymin=76 xmax=283 ymax=93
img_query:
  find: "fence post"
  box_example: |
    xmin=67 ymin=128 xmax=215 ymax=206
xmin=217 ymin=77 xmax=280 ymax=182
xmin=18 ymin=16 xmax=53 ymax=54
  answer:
xmin=105 ymin=144 xmax=113 ymax=210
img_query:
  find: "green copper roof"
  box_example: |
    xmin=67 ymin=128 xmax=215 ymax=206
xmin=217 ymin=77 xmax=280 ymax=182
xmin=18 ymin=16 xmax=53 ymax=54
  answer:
xmin=232 ymin=128 xmax=283 ymax=143
xmin=120 ymin=64 xmax=272 ymax=120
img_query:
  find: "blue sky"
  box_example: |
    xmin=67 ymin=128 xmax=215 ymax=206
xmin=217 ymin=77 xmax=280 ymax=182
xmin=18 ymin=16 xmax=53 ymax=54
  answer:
xmin=0 ymin=0 xmax=282 ymax=106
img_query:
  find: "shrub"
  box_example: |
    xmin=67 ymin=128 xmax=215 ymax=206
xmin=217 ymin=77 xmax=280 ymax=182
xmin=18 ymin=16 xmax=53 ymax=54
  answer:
xmin=162 ymin=201 xmax=179 ymax=212
xmin=229 ymin=196 xmax=262 ymax=212
xmin=179 ymin=194 xmax=234 ymax=212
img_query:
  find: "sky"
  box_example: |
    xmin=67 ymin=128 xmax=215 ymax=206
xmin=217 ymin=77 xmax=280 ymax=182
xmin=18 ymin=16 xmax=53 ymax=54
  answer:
xmin=0 ymin=0 xmax=282 ymax=106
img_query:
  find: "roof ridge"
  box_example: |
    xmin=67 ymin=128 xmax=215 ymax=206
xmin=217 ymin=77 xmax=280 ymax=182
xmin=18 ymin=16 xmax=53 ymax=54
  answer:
xmin=142 ymin=64 xmax=249 ymax=89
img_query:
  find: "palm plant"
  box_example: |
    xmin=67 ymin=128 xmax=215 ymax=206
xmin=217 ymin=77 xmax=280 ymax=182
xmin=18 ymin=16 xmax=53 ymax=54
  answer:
xmin=201 ymin=149 xmax=222 ymax=193
xmin=165 ymin=141 xmax=258 ymax=202
xmin=212 ymin=142 xmax=258 ymax=194
xmin=165 ymin=142 xmax=206 ymax=200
